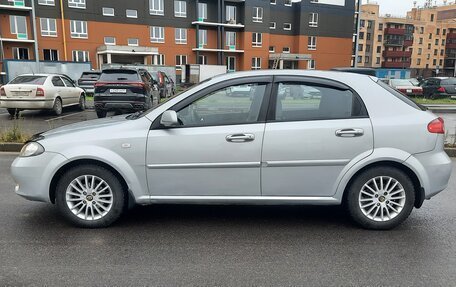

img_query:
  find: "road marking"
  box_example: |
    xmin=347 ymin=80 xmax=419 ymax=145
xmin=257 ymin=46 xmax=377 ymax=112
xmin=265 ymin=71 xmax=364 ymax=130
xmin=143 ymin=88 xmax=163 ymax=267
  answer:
xmin=45 ymin=112 xmax=83 ymax=122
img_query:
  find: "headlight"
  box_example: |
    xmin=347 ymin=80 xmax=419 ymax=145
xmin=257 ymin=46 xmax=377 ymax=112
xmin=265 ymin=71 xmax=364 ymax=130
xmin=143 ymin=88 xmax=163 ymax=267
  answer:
xmin=19 ymin=142 xmax=45 ymax=157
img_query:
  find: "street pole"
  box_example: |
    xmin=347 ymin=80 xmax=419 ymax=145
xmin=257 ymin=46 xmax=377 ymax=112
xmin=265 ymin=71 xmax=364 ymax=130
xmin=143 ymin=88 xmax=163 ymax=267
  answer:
xmin=31 ymin=0 xmax=40 ymax=72
xmin=353 ymin=0 xmax=362 ymax=67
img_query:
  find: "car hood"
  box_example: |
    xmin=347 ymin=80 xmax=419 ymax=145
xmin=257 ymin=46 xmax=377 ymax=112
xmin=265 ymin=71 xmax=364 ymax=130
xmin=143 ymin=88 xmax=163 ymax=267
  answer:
xmin=41 ymin=115 xmax=130 ymax=138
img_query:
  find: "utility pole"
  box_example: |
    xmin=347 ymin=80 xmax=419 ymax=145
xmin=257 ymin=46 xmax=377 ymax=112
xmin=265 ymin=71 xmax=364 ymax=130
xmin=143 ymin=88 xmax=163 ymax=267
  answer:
xmin=353 ymin=0 xmax=362 ymax=67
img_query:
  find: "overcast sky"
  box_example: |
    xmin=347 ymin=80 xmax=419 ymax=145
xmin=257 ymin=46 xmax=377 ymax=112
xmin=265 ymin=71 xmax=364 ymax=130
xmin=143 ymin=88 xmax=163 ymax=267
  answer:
xmin=363 ymin=0 xmax=448 ymax=16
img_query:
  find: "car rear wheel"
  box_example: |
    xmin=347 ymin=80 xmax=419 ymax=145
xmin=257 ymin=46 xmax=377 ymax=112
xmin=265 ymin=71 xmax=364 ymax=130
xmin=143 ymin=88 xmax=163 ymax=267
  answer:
xmin=53 ymin=98 xmax=62 ymax=116
xmin=79 ymin=94 xmax=86 ymax=111
xmin=346 ymin=166 xmax=415 ymax=230
xmin=55 ymin=165 xmax=126 ymax=228
xmin=96 ymin=109 xmax=107 ymax=118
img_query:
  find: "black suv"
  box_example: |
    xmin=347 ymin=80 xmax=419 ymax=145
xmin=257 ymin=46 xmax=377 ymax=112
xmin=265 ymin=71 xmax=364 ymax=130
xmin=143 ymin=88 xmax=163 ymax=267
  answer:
xmin=94 ymin=68 xmax=160 ymax=118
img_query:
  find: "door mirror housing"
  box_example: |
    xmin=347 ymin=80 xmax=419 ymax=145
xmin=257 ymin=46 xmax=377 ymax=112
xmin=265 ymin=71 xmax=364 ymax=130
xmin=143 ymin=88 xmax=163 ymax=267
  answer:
xmin=160 ymin=110 xmax=179 ymax=127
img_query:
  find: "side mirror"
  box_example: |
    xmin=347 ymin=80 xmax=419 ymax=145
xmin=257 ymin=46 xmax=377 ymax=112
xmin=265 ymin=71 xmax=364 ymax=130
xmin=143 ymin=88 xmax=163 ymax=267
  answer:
xmin=160 ymin=110 xmax=179 ymax=127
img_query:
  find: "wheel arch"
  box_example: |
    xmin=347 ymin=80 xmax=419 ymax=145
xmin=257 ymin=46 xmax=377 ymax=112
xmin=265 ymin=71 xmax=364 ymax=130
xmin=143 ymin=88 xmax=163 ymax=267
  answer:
xmin=49 ymin=159 xmax=133 ymax=207
xmin=341 ymin=160 xmax=424 ymax=209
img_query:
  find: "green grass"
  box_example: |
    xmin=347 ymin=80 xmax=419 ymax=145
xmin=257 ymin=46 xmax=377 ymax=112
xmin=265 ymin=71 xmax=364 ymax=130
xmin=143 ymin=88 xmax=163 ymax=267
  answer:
xmin=413 ymin=97 xmax=456 ymax=105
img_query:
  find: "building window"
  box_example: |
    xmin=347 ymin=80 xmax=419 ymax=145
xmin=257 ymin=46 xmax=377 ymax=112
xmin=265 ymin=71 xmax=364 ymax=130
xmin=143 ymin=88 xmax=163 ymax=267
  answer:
xmin=283 ymin=47 xmax=290 ymax=53
xmin=175 ymin=28 xmax=187 ymax=44
xmin=13 ymin=47 xmax=29 ymax=60
xmin=430 ymin=14 xmax=434 ymax=21
xmin=377 ymin=35 xmax=382 ymax=42
xmin=437 ymin=28 xmax=440 ymax=35
xmin=70 ymin=20 xmax=87 ymax=38
xmin=284 ymin=0 xmax=292 ymax=6
xmin=435 ymin=39 xmax=439 ymax=45
xmin=429 ymin=33 xmax=432 ymax=40
xmin=284 ymin=23 xmax=292 ymax=30
xmin=367 ymin=20 xmax=373 ymax=29
xmin=251 ymin=57 xmax=261 ymax=70
xmin=174 ymin=1 xmax=186 ymax=18
xmin=150 ymin=26 xmax=165 ymax=43
xmin=440 ymin=59 xmax=443 ymax=66
xmin=434 ymin=49 xmax=438 ymax=56
xmin=308 ymin=36 xmax=317 ymax=50
xmin=226 ymin=31 xmax=236 ymax=48
xmin=417 ymin=59 xmax=421 ymax=65
xmin=357 ymin=56 xmax=362 ymax=63
xmin=376 ymin=46 xmax=381 ymax=53
xmin=358 ymin=44 xmax=363 ymax=51
xmin=126 ymin=9 xmax=138 ymax=18
xmin=38 ymin=0 xmax=55 ymax=5
xmin=442 ymin=39 xmax=446 ymax=46
xmin=153 ymin=54 xmax=165 ymax=65
xmin=378 ymin=23 xmax=383 ymax=30
xmin=102 ymin=7 xmax=114 ymax=16
xmin=418 ymin=48 xmax=422 ymax=55
xmin=176 ymin=55 xmax=187 ymax=66
xmin=252 ymin=32 xmax=262 ymax=47
xmin=309 ymin=13 xmax=318 ymax=27
xmin=104 ymin=36 xmax=116 ymax=45
xmin=199 ymin=29 xmax=208 ymax=47
xmin=376 ymin=57 xmax=380 ymax=64
xmin=40 ymin=18 xmax=57 ymax=37
xmin=419 ymin=38 xmax=423 ymax=44
xmin=72 ymin=50 xmax=89 ymax=62
xmin=10 ymin=15 xmax=27 ymax=39
xmin=198 ymin=2 xmax=207 ymax=21
xmin=428 ymin=43 xmax=431 ymax=49
xmin=270 ymin=0 xmax=276 ymax=4
xmin=270 ymin=22 xmax=276 ymax=29
xmin=68 ymin=0 xmax=85 ymax=9
xmin=43 ymin=49 xmax=58 ymax=61
xmin=441 ymin=49 xmax=444 ymax=56
xmin=226 ymin=56 xmax=236 ymax=72
xmin=198 ymin=55 xmax=207 ymax=65
xmin=359 ymin=32 xmax=364 ymax=39
xmin=252 ymin=7 xmax=263 ymax=23
xmin=150 ymin=0 xmax=164 ymax=16
xmin=366 ymin=33 xmax=371 ymax=40
xmin=226 ymin=5 xmax=236 ymax=22
xmin=269 ymin=46 xmax=275 ymax=53
xmin=366 ymin=44 xmax=371 ymax=52
xmin=443 ymin=29 xmax=447 ymax=35
xmin=307 ymin=59 xmax=316 ymax=70
xmin=365 ymin=56 xmax=370 ymax=63
xmin=128 ymin=38 xmax=139 ymax=46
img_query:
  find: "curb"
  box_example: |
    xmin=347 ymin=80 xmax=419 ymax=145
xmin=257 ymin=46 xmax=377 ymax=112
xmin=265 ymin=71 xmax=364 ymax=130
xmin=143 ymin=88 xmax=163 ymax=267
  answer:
xmin=1 ymin=143 xmax=456 ymax=158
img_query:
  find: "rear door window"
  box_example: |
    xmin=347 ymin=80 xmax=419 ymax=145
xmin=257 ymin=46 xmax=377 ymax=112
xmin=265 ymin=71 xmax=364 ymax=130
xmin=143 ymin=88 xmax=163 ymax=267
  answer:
xmin=61 ymin=77 xmax=75 ymax=87
xmin=52 ymin=76 xmax=65 ymax=87
xmin=272 ymin=82 xmax=367 ymax=121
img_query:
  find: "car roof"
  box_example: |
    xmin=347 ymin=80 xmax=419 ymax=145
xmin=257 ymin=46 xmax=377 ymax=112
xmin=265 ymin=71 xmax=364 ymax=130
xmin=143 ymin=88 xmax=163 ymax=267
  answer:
xmin=15 ymin=74 xmax=60 ymax=77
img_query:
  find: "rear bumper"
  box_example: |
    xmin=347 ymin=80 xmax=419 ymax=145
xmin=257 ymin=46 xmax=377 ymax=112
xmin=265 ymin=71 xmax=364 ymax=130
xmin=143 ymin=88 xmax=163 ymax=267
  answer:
xmin=94 ymin=101 xmax=147 ymax=111
xmin=0 ymin=97 xmax=54 ymax=109
xmin=405 ymin=150 xmax=452 ymax=199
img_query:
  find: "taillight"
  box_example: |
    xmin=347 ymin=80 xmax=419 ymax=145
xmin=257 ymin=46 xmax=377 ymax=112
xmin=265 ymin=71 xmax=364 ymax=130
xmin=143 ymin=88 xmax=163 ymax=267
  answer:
xmin=36 ymin=87 xmax=45 ymax=97
xmin=428 ymin=117 xmax=445 ymax=134
xmin=437 ymin=87 xmax=445 ymax=93
xmin=0 ymin=87 xmax=5 ymax=97
xmin=130 ymin=82 xmax=146 ymax=88
xmin=94 ymin=82 xmax=107 ymax=87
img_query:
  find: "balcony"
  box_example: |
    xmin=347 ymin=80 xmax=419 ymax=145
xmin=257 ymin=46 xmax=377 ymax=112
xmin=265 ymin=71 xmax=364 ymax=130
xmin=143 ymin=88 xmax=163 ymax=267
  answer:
xmin=446 ymin=33 xmax=456 ymax=39
xmin=383 ymin=50 xmax=412 ymax=58
xmin=404 ymin=40 xmax=413 ymax=47
xmin=382 ymin=61 xmax=411 ymax=68
xmin=192 ymin=21 xmax=244 ymax=29
xmin=384 ymin=28 xmax=406 ymax=35
xmin=446 ymin=43 xmax=456 ymax=49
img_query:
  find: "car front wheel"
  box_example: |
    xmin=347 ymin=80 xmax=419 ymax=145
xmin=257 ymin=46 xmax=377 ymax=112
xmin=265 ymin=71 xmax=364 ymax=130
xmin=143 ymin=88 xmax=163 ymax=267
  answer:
xmin=55 ymin=165 xmax=126 ymax=228
xmin=346 ymin=166 xmax=415 ymax=230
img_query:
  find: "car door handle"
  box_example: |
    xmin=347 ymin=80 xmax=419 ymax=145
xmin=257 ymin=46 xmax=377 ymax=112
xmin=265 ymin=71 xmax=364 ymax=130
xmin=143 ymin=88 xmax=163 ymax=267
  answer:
xmin=335 ymin=128 xmax=364 ymax=137
xmin=226 ymin=133 xmax=255 ymax=143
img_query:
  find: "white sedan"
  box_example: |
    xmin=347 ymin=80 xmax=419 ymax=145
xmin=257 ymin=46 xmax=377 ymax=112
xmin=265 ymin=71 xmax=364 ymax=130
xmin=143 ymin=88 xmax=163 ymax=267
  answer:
xmin=0 ymin=74 xmax=86 ymax=116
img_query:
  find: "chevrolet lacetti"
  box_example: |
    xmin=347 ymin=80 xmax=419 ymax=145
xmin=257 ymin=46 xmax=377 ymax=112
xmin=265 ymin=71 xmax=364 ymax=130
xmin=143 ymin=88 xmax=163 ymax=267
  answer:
xmin=11 ymin=70 xmax=452 ymax=229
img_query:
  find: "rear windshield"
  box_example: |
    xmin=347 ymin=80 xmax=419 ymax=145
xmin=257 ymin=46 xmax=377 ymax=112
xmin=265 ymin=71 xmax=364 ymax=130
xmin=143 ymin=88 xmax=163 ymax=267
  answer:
xmin=9 ymin=76 xmax=47 ymax=85
xmin=81 ymin=72 xmax=101 ymax=79
xmin=441 ymin=78 xmax=456 ymax=85
xmin=377 ymin=80 xmax=426 ymax=111
xmin=99 ymin=70 xmax=139 ymax=81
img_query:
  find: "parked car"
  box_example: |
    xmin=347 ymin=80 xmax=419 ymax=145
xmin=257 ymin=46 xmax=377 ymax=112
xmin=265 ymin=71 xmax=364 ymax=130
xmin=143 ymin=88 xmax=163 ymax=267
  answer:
xmin=388 ymin=79 xmax=423 ymax=97
xmin=150 ymin=71 xmax=169 ymax=98
xmin=420 ymin=77 xmax=456 ymax=99
xmin=93 ymin=68 xmax=159 ymax=118
xmin=12 ymin=70 xmax=451 ymax=230
xmin=77 ymin=71 xmax=101 ymax=95
xmin=0 ymin=74 xmax=86 ymax=116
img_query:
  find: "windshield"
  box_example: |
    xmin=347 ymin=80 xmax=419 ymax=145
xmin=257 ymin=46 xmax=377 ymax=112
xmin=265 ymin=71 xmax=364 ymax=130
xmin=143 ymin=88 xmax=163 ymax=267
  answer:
xmin=9 ymin=76 xmax=47 ymax=85
xmin=390 ymin=79 xmax=413 ymax=87
xmin=99 ymin=70 xmax=139 ymax=81
xmin=81 ymin=72 xmax=101 ymax=79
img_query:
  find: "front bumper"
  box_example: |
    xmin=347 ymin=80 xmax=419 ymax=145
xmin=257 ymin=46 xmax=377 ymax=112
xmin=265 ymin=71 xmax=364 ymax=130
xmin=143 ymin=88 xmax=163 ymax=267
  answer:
xmin=11 ymin=151 xmax=68 ymax=203
xmin=0 ymin=98 xmax=54 ymax=109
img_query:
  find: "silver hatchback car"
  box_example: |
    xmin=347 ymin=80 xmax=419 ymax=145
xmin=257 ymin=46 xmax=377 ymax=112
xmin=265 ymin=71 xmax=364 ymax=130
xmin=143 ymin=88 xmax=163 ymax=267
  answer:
xmin=11 ymin=70 xmax=452 ymax=229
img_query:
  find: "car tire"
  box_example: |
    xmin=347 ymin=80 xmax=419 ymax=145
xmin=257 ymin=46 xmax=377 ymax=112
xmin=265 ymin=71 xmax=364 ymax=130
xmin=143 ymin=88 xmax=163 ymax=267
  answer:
xmin=346 ymin=166 xmax=415 ymax=230
xmin=7 ymin=108 xmax=19 ymax=118
xmin=79 ymin=94 xmax=86 ymax=111
xmin=55 ymin=165 xmax=126 ymax=228
xmin=96 ymin=109 xmax=107 ymax=118
xmin=53 ymin=98 xmax=63 ymax=116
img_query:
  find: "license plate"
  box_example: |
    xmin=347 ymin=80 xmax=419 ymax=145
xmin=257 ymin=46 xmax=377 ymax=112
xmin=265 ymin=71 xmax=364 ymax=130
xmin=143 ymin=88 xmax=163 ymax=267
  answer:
xmin=109 ymin=89 xmax=127 ymax=94
xmin=406 ymin=89 xmax=412 ymax=93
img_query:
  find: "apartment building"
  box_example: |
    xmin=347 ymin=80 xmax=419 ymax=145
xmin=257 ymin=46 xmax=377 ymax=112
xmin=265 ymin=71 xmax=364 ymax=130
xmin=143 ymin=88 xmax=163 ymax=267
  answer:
xmin=358 ymin=2 xmax=456 ymax=77
xmin=0 ymin=0 xmax=355 ymax=82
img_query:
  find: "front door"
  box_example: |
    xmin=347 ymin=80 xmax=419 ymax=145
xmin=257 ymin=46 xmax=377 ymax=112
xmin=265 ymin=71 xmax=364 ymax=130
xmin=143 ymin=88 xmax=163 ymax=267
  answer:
xmin=146 ymin=77 xmax=272 ymax=196
xmin=261 ymin=76 xmax=374 ymax=197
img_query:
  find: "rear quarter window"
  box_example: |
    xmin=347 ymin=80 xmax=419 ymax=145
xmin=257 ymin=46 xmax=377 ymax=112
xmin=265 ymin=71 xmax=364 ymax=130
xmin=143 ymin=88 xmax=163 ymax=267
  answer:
xmin=376 ymin=80 xmax=426 ymax=111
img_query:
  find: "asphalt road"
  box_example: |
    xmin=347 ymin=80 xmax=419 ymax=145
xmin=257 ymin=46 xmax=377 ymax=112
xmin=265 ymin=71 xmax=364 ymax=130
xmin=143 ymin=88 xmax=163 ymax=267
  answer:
xmin=0 ymin=154 xmax=455 ymax=286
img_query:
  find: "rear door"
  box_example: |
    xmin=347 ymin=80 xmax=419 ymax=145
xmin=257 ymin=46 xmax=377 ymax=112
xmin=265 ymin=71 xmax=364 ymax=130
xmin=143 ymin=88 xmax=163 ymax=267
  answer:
xmin=51 ymin=76 xmax=66 ymax=103
xmin=61 ymin=76 xmax=79 ymax=105
xmin=261 ymin=76 xmax=374 ymax=197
